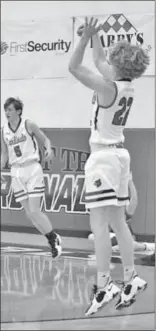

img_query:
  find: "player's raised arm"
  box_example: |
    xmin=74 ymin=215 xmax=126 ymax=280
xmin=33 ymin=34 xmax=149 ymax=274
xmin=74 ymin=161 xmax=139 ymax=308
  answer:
xmin=92 ymin=33 xmax=113 ymax=79
xmin=26 ymin=120 xmax=52 ymax=160
xmin=69 ymin=17 xmax=115 ymax=95
xmin=77 ymin=23 xmax=113 ymax=79
xmin=1 ymin=129 xmax=8 ymax=170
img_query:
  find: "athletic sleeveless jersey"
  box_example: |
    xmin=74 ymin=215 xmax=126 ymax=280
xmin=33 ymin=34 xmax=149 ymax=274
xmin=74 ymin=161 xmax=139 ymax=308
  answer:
xmin=2 ymin=118 xmax=40 ymax=166
xmin=90 ymin=81 xmax=134 ymax=147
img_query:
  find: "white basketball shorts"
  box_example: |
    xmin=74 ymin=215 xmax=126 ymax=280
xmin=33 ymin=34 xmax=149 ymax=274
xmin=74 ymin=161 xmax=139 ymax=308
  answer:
xmin=84 ymin=148 xmax=130 ymax=209
xmin=11 ymin=162 xmax=45 ymax=202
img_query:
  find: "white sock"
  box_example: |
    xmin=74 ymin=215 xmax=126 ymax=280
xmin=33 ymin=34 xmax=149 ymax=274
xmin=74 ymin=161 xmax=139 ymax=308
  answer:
xmin=124 ymin=266 xmax=136 ymax=282
xmin=97 ymin=271 xmax=110 ymax=288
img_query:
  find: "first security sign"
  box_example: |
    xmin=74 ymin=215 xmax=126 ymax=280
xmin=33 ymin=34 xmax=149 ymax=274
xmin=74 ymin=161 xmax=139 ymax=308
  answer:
xmin=1 ymin=19 xmax=72 ymax=80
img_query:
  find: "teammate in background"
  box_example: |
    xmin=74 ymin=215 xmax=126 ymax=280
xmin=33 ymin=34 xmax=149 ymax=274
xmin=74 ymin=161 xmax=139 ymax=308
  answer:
xmin=89 ymin=172 xmax=155 ymax=254
xmin=69 ymin=17 xmax=150 ymax=315
xmin=1 ymin=97 xmax=62 ymax=259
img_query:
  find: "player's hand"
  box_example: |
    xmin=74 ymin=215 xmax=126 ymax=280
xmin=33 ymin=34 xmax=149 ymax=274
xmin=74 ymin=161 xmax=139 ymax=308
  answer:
xmin=44 ymin=147 xmax=53 ymax=161
xmin=125 ymin=210 xmax=133 ymax=221
xmin=77 ymin=24 xmax=85 ymax=37
xmin=79 ymin=17 xmax=101 ymax=40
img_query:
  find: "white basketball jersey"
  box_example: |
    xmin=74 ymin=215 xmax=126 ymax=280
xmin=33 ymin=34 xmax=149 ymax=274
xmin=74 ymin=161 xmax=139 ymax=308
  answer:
xmin=2 ymin=118 xmax=40 ymax=166
xmin=90 ymin=81 xmax=134 ymax=147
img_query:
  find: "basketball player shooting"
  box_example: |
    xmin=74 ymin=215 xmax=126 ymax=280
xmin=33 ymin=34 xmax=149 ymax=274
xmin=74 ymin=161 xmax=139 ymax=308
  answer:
xmin=1 ymin=97 xmax=62 ymax=259
xmin=69 ymin=17 xmax=150 ymax=315
xmin=87 ymin=24 xmax=155 ymax=254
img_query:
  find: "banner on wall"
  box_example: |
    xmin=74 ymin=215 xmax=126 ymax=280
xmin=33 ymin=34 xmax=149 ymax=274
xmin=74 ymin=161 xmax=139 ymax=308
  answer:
xmin=1 ymin=129 xmax=90 ymax=232
xmin=1 ymin=19 xmax=73 ymax=80
xmin=1 ymin=129 xmax=155 ymax=235
xmin=73 ymin=13 xmax=155 ymax=76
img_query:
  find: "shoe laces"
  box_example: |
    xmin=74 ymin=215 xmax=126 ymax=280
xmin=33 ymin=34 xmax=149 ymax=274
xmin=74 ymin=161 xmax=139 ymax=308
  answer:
xmin=115 ymin=275 xmax=136 ymax=295
xmin=91 ymin=284 xmax=106 ymax=301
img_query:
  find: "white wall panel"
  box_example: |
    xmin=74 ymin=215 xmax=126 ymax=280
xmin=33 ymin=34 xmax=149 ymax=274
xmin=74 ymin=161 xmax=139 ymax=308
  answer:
xmin=1 ymin=1 xmax=154 ymax=128
xmin=1 ymin=1 xmax=154 ymax=21
xmin=1 ymin=76 xmax=154 ymax=128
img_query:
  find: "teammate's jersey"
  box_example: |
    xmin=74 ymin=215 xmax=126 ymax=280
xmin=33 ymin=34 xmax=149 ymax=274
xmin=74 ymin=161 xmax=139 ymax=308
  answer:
xmin=89 ymin=81 xmax=134 ymax=147
xmin=2 ymin=118 xmax=40 ymax=166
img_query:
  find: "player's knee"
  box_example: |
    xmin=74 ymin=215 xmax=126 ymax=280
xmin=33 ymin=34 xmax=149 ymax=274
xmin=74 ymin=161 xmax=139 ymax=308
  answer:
xmin=111 ymin=205 xmax=125 ymax=219
xmin=91 ymin=205 xmax=110 ymax=220
xmin=90 ymin=206 xmax=111 ymax=234
xmin=26 ymin=210 xmax=41 ymax=220
xmin=25 ymin=210 xmax=33 ymax=220
xmin=91 ymin=219 xmax=109 ymax=239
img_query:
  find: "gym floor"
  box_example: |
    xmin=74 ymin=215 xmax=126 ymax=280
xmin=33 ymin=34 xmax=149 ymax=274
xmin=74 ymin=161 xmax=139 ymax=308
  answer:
xmin=1 ymin=231 xmax=155 ymax=330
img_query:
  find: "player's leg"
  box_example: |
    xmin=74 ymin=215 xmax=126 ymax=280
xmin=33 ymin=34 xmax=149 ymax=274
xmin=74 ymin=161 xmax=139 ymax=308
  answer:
xmin=133 ymin=241 xmax=155 ymax=252
xmin=11 ymin=170 xmax=28 ymax=202
xmin=113 ymin=218 xmax=155 ymax=254
xmin=24 ymin=196 xmax=53 ymax=234
xmin=89 ymin=212 xmax=155 ymax=254
xmin=13 ymin=180 xmax=52 ymax=236
xmin=90 ymin=206 xmax=112 ymax=286
xmin=19 ymin=196 xmax=50 ymax=235
xmin=85 ymin=205 xmax=120 ymax=316
xmin=109 ymin=205 xmax=135 ymax=276
xmin=29 ymin=163 xmax=62 ymax=258
xmin=88 ymin=230 xmax=118 ymax=246
xmin=27 ymin=196 xmax=62 ymax=258
xmin=127 ymin=221 xmax=136 ymax=239
xmin=84 ymin=151 xmax=121 ymax=316
xmin=112 ymin=150 xmax=147 ymax=309
xmin=13 ymin=163 xmax=52 ymax=235
xmin=126 ymin=205 xmax=155 ymax=253
xmin=11 ymin=165 xmax=55 ymax=236
xmin=11 ymin=174 xmax=47 ymax=236
xmin=109 ymin=206 xmax=147 ymax=309
xmin=24 ymin=162 xmax=61 ymax=259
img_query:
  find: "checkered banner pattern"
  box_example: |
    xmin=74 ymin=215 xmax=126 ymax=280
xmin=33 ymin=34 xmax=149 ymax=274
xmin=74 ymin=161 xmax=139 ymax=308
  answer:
xmin=102 ymin=14 xmax=137 ymax=34
xmin=73 ymin=13 xmax=155 ymax=76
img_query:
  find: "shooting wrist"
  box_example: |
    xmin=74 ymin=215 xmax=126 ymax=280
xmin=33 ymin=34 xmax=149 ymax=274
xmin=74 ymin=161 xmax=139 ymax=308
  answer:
xmin=80 ymin=34 xmax=90 ymax=46
xmin=44 ymin=139 xmax=51 ymax=151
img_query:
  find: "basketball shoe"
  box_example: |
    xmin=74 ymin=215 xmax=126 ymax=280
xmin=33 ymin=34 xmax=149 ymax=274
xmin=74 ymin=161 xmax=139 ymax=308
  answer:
xmin=85 ymin=279 xmax=120 ymax=316
xmin=48 ymin=232 xmax=62 ymax=259
xmin=115 ymin=273 xmax=147 ymax=309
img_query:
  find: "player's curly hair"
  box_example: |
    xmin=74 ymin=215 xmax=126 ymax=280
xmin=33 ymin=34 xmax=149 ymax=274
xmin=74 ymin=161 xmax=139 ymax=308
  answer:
xmin=109 ymin=41 xmax=150 ymax=80
xmin=4 ymin=97 xmax=23 ymax=116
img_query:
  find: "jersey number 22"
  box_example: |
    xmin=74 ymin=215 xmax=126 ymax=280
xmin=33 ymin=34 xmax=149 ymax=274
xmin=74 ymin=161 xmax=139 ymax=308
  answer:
xmin=112 ymin=97 xmax=133 ymax=126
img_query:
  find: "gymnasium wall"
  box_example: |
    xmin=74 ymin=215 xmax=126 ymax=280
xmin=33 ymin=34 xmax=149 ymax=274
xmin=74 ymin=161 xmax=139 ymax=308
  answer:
xmin=1 ymin=128 xmax=154 ymax=239
xmin=1 ymin=1 xmax=155 ymax=238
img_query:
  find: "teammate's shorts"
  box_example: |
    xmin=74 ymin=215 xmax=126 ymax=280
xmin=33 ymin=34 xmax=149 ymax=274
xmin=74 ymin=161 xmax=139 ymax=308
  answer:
xmin=11 ymin=161 xmax=45 ymax=202
xmin=84 ymin=148 xmax=130 ymax=209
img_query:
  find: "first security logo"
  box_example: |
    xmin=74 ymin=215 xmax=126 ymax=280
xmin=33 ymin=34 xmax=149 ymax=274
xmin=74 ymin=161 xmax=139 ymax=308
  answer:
xmin=1 ymin=39 xmax=71 ymax=56
xmin=1 ymin=42 xmax=9 ymax=55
